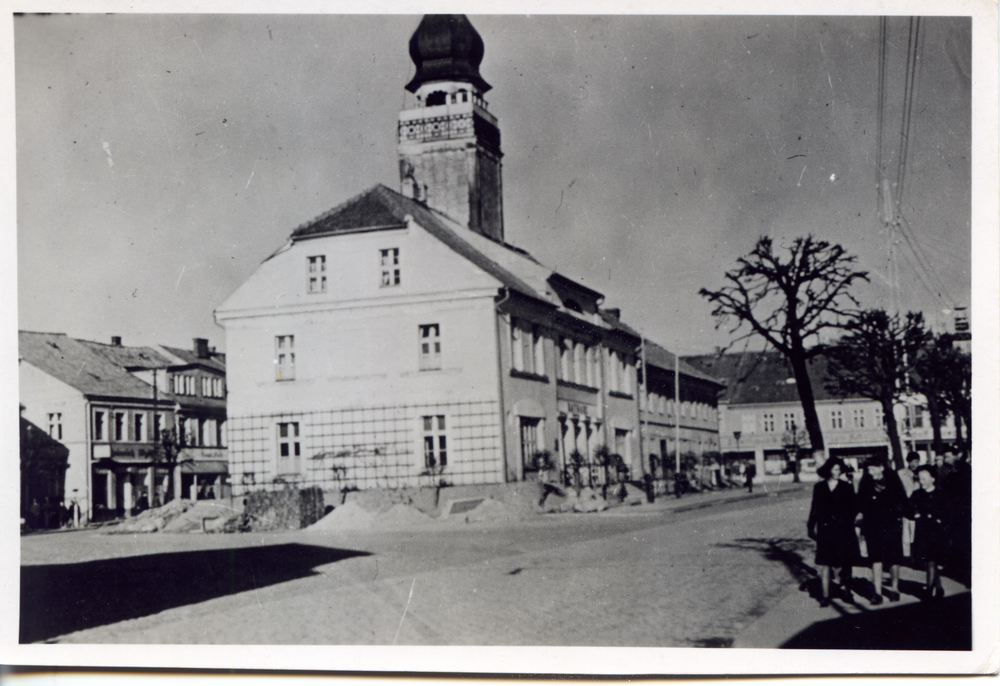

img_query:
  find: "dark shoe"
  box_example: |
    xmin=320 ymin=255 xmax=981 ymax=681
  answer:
xmin=885 ymin=589 xmax=900 ymax=602
xmin=819 ymin=598 xmax=830 ymax=608
xmin=870 ymin=595 xmax=883 ymax=606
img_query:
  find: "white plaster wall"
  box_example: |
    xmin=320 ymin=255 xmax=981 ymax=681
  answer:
xmin=18 ymin=362 xmax=89 ymax=510
xmin=219 ymin=222 xmax=504 ymax=418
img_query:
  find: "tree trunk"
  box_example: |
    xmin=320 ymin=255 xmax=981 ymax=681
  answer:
xmin=882 ymin=398 xmax=904 ymax=469
xmin=788 ymin=348 xmax=826 ymax=452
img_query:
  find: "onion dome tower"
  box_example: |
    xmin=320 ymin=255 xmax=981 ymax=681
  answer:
xmin=398 ymin=15 xmax=504 ymax=241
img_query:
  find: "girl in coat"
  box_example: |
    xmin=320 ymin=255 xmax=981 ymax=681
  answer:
xmin=808 ymin=457 xmax=860 ymax=606
xmin=857 ymin=457 xmax=906 ymax=604
xmin=908 ymin=464 xmax=948 ymax=600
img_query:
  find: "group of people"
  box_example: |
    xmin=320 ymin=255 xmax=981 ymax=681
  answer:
xmin=807 ymin=447 xmax=971 ymax=607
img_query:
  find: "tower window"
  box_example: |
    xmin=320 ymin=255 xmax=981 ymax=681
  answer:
xmin=380 ymin=248 xmax=400 ymax=287
xmin=426 ymin=91 xmax=447 ymax=106
xmin=307 ymin=255 xmax=327 ymax=293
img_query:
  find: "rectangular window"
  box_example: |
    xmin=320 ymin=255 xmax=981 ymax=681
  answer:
xmin=422 ymin=415 xmax=447 ymax=468
xmin=762 ymin=413 xmax=775 ymax=433
xmin=94 ymin=411 xmax=105 ymax=441
xmin=277 ymin=422 xmax=301 ymax=474
xmin=114 ymin=412 xmax=125 ymax=441
xmin=275 ymin=335 xmax=295 ymax=380
xmin=511 ymin=320 xmax=542 ymax=376
xmin=48 ymin=412 xmax=62 ymax=440
xmin=380 ymin=248 xmax=400 ymax=287
xmin=153 ymin=413 xmax=163 ymax=442
xmin=419 ymin=324 xmax=441 ymax=370
xmin=214 ymin=378 xmax=223 ymax=398
xmin=783 ymin=412 xmax=796 ymax=432
xmin=202 ymin=377 xmax=209 ymax=397
xmin=912 ymin=406 xmax=925 ymax=428
xmin=134 ymin=412 xmax=145 ymax=442
xmin=853 ymin=408 xmax=865 ymax=428
xmin=520 ymin=417 xmax=540 ymax=472
xmin=830 ymin=409 xmax=843 ymax=429
xmin=574 ymin=342 xmax=585 ymax=385
xmin=307 ymin=255 xmax=327 ymax=293
xmin=874 ymin=406 xmax=885 ymax=427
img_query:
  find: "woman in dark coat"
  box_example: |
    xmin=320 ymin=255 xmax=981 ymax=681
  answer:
xmin=908 ymin=464 xmax=948 ymax=600
xmin=808 ymin=457 xmax=860 ymax=606
xmin=857 ymin=457 xmax=906 ymax=603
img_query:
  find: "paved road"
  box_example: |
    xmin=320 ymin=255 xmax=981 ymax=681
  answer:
xmin=22 ymin=487 xmax=821 ymax=646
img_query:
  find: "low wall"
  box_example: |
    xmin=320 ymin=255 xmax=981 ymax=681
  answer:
xmin=331 ymin=481 xmax=547 ymax=517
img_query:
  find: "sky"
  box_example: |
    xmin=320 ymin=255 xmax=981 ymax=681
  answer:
xmin=15 ymin=12 xmax=974 ymax=356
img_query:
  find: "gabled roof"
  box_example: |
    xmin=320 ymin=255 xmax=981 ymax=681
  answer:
xmin=644 ymin=340 xmax=726 ymax=387
xmin=290 ymin=184 xmax=578 ymax=309
xmin=683 ymin=350 xmax=841 ymax=405
xmin=157 ymin=345 xmax=226 ymax=373
xmin=76 ymin=340 xmax=173 ymax=371
xmin=19 ymin=331 xmax=161 ymax=401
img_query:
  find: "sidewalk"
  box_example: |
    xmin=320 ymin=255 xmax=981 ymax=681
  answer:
xmin=735 ymin=564 xmax=972 ymax=650
xmin=597 ymin=478 xmax=811 ymax=517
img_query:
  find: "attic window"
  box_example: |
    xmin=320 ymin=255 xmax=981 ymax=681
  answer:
xmin=564 ymin=298 xmax=583 ymax=313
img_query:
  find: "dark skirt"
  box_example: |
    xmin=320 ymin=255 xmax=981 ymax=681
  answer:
xmin=862 ymin=517 xmax=903 ymax=564
xmin=911 ymin=518 xmax=949 ymax=563
xmin=815 ymin=520 xmax=860 ymax=568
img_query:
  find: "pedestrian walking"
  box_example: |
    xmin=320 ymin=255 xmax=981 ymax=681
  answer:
xmin=908 ymin=465 xmax=948 ymax=601
xmin=857 ymin=457 xmax=906 ymax=603
xmin=940 ymin=448 xmax=972 ymax=586
xmin=807 ymin=457 xmax=860 ymax=607
xmin=898 ymin=451 xmax=921 ymax=557
xmin=745 ymin=461 xmax=756 ymax=493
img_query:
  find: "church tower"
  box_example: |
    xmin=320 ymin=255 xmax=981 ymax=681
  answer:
xmin=398 ymin=15 xmax=504 ymax=242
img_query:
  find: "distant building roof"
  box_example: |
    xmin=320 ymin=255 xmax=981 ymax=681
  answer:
xmin=157 ymin=345 xmax=226 ymax=373
xmin=683 ymin=350 xmax=842 ymax=405
xmin=645 ymin=340 xmax=726 ymax=387
xmin=76 ymin=339 xmax=173 ymax=371
xmin=19 ymin=331 xmax=161 ymax=401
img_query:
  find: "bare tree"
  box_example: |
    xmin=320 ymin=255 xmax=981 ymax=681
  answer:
xmin=700 ymin=236 xmax=869 ymax=454
xmin=825 ymin=310 xmax=930 ymax=469
xmin=908 ymin=331 xmax=958 ymax=457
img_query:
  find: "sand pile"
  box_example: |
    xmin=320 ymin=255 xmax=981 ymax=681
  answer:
xmin=162 ymin=501 xmax=237 ymax=533
xmin=101 ymin=499 xmax=237 ymax=534
xmin=573 ymin=487 xmax=608 ymax=513
xmin=306 ymin=501 xmax=376 ymax=531
xmin=372 ymin=503 xmax=433 ymax=528
xmin=454 ymin=497 xmax=530 ymax=525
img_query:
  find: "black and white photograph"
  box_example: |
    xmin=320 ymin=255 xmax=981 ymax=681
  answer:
xmin=5 ymin=1 xmax=998 ymax=675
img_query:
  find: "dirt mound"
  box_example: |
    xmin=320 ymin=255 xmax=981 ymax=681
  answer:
xmin=372 ymin=503 xmax=433 ymax=528
xmin=456 ymin=497 xmax=530 ymax=525
xmin=101 ymin=499 xmax=237 ymax=534
xmin=161 ymin=501 xmax=237 ymax=533
xmin=305 ymin=501 xmax=376 ymax=531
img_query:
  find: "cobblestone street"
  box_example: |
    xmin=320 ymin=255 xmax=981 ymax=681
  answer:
xmin=21 ymin=487 xmax=827 ymax=646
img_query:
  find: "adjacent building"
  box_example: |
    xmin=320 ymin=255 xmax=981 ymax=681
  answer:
xmin=216 ymin=15 xmax=722 ymax=498
xmin=684 ymin=350 xmax=956 ymax=476
xmin=18 ymin=331 xmax=228 ymax=522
